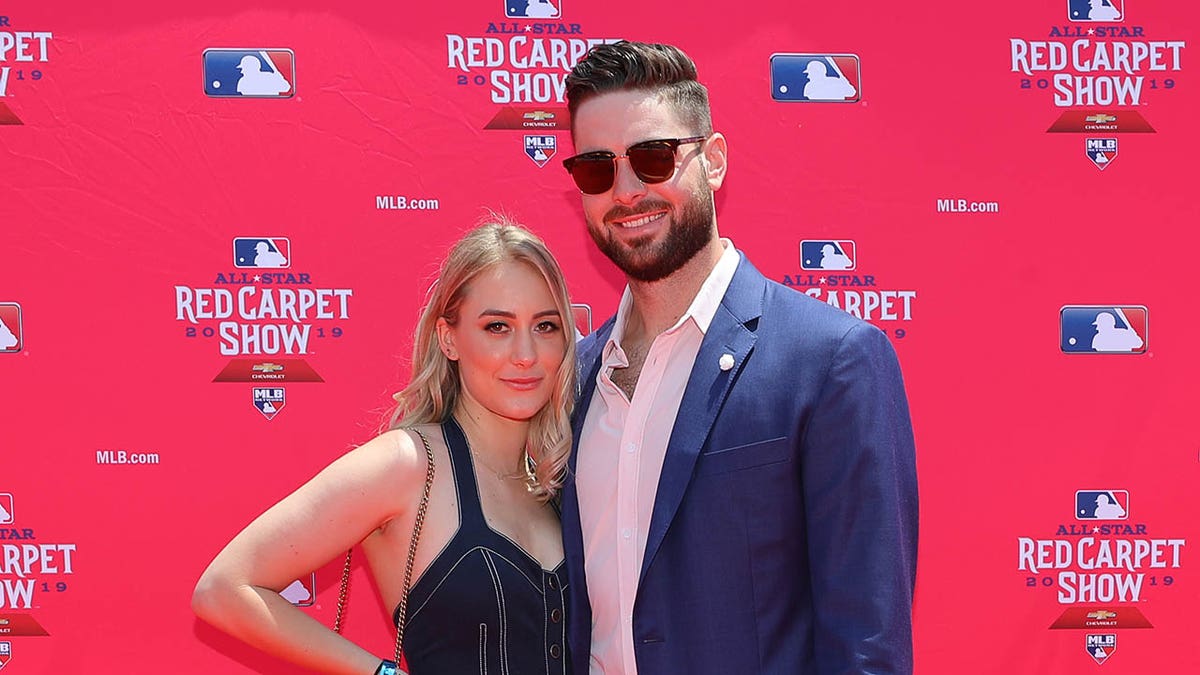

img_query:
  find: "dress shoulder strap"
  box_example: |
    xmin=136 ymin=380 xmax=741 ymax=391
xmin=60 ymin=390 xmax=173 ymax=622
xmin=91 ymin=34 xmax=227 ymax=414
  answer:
xmin=441 ymin=417 xmax=487 ymax=527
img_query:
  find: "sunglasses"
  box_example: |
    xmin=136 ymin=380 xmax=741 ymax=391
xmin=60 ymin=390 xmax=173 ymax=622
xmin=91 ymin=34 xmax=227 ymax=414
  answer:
xmin=562 ymin=136 xmax=708 ymax=195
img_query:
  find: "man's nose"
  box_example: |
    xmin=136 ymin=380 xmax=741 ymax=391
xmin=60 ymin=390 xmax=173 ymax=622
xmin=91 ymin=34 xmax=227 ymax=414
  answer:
xmin=610 ymin=157 xmax=647 ymax=205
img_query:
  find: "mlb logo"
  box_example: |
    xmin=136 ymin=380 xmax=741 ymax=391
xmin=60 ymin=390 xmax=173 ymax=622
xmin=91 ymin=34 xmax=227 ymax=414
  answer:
xmin=507 ymin=0 xmax=561 ymax=19
xmin=0 ymin=493 xmax=12 ymax=524
xmin=1086 ymin=138 xmax=1118 ymax=170
xmin=253 ymin=387 xmax=287 ymax=420
xmin=1060 ymin=305 xmax=1147 ymax=354
xmin=203 ymin=49 xmax=295 ymax=98
xmin=1086 ymin=634 xmax=1117 ymax=665
xmin=1076 ymin=490 xmax=1129 ymax=520
xmin=571 ymin=303 xmax=593 ymax=341
xmin=0 ymin=303 xmax=21 ymax=353
xmin=1069 ymin=0 xmax=1124 ymax=22
xmin=0 ymin=640 xmax=10 ymax=669
xmin=800 ymin=240 xmax=857 ymax=270
xmin=280 ymin=573 xmax=317 ymax=606
xmin=770 ymin=54 xmax=861 ymax=103
xmin=524 ymin=135 xmax=557 ymax=167
xmin=234 ymin=238 xmax=291 ymax=269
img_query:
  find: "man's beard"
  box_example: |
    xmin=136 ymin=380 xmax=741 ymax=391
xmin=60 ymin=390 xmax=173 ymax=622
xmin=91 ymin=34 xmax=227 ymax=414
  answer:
xmin=588 ymin=186 xmax=715 ymax=283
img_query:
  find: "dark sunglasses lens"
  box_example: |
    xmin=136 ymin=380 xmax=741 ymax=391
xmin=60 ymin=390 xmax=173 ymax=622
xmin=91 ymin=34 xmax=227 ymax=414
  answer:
xmin=570 ymin=157 xmax=616 ymax=194
xmin=628 ymin=143 xmax=677 ymax=183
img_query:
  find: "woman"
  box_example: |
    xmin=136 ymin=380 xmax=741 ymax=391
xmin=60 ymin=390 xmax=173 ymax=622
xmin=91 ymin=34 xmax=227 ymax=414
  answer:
xmin=193 ymin=218 xmax=576 ymax=674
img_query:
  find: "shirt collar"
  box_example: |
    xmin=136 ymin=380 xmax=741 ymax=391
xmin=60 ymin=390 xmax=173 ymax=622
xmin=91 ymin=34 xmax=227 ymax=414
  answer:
xmin=607 ymin=238 xmax=740 ymax=354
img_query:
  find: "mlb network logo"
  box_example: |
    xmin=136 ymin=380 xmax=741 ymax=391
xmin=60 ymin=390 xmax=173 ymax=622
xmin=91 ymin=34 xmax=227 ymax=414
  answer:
xmin=525 ymin=135 xmax=557 ymax=167
xmin=0 ymin=303 xmax=21 ymax=353
xmin=506 ymin=0 xmax=561 ymax=19
xmin=1086 ymin=138 xmax=1118 ymax=170
xmin=234 ymin=237 xmax=291 ymax=269
xmin=1069 ymin=0 xmax=1124 ymax=22
xmin=203 ymin=49 xmax=295 ymax=98
xmin=800 ymin=240 xmax=856 ymax=270
xmin=1086 ymin=633 xmax=1117 ymax=665
xmin=1076 ymin=490 xmax=1128 ymax=520
xmin=770 ymin=54 xmax=861 ymax=103
xmin=0 ymin=493 xmax=12 ymax=524
xmin=253 ymin=387 xmax=286 ymax=420
xmin=1060 ymin=305 xmax=1146 ymax=354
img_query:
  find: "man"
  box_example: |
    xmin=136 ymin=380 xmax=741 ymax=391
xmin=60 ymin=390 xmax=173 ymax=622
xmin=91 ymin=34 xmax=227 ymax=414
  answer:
xmin=559 ymin=41 xmax=918 ymax=674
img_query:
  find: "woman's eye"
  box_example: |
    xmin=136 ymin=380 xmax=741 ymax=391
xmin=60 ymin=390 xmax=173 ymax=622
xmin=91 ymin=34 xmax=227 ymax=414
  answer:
xmin=535 ymin=320 xmax=561 ymax=333
xmin=485 ymin=321 xmax=508 ymax=333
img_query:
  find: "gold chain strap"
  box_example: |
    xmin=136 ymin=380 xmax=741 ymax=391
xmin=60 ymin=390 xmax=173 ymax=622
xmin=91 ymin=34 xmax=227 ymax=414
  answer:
xmin=333 ymin=428 xmax=437 ymax=666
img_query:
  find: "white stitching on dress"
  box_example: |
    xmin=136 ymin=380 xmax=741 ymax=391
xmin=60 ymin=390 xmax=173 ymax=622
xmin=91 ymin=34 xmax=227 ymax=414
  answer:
xmin=542 ymin=573 xmax=550 ymax=675
xmin=479 ymin=622 xmax=488 ymax=675
xmin=483 ymin=550 xmax=509 ymax=675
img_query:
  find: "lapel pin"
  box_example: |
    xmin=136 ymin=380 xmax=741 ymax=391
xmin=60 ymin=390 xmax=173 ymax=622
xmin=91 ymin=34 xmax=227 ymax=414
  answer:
xmin=719 ymin=353 xmax=735 ymax=371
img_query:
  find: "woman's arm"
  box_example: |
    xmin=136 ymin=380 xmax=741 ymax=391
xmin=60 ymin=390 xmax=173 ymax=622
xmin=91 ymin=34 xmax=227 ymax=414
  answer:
xmin=192 ymin=429 xmax=425 ymax=674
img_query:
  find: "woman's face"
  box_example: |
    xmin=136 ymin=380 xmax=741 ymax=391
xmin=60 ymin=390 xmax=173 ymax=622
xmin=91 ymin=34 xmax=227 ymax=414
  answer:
xmin=438 ymin=260 xmax=566 ymax=424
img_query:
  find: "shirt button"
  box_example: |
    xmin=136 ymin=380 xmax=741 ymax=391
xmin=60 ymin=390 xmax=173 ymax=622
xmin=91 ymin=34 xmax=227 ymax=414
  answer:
xmin=626 ymin=443 xmax=636 ymax=453
xmin=550 ymin=644 xmax=562 ymax=659
xmin=550 ymin=608 xmax=563 ymax=623
xmin=622 ymin=528 xmax=632 ymax=539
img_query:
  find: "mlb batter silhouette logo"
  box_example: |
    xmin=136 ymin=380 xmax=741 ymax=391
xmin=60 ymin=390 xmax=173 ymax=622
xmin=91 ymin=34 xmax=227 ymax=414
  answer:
xmin=1060 ymin=306 xmax=1146 ymax=354
xmin=280 ymin=573 xmax=317 ymax=607
xmin=1069 ymin=0 xmax=1123 ymax=22
xmin=234 ymin=238 xmax=291 ymax=269
xmin=0 ymin=303 xmax=22 ymax=353
xmin=800 ymin=240 xmax=857 ymax=270
xmin=571 ymin=303 xmax=593 ymax=342
xmin=1075 ymin=490 xmax=1129 ymax=520
xmin=1086 ymin=634 xmax=1117 ymax=665
xmin=507 ymin=0 xmax=560 ymax=19
xmin=771 ymin=54 xmax=861 ymax=102
xmin=204 ymin=49 xmax=295 ymax=98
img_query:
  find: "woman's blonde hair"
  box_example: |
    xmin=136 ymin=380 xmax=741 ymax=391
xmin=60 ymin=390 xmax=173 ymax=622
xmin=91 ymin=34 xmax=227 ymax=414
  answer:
xmin=390 ymin=216 xmax=576 ymax=501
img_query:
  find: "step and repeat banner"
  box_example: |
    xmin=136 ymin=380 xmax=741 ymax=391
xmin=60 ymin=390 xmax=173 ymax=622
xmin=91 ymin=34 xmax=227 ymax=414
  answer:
xmin=2 ymin=1 xmax=1196 ymax=673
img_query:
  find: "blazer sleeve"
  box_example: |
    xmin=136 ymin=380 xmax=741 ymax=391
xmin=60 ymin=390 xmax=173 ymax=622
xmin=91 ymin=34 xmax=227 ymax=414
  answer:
xmin=800 ymin=321 xmax=918 ymax=674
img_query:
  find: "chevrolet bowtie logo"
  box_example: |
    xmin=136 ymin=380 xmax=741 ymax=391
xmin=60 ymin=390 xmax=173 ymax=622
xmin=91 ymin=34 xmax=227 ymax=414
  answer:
xmin=252 ymin=363 xmax=285 ymax=373
xmin=1086 ymin=114 xmax=1117 ymax=124
xmin=1087 ymin=610 xmax=1118 ymax=620
xmin=523 ymin=110 xmax=557 ymax=121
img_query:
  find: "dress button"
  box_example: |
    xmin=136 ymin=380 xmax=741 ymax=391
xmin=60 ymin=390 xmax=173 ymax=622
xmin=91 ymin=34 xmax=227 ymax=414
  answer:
xmin=550 ymin=608 xmax=562 ymax=623
xmin=547 ymin=574 xmax=559 ymax=590
xmin=550 ymin=644 xmax=561 ymax=659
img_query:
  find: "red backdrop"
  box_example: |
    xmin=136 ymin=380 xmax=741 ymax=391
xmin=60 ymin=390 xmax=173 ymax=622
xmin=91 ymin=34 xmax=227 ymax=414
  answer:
xmin=2 ymin=1 xmax=1196 ymax=673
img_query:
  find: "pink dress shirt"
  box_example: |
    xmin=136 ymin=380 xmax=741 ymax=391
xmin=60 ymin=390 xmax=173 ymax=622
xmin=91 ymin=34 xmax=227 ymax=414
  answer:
xmin=576 ymin=241 xmax=740 ymax=675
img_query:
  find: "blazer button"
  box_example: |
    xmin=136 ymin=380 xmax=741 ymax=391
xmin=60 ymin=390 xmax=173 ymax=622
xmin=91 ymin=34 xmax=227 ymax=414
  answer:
xmin=550 ymin=608 xmax=562 ymax=623
xmin=550 ymin=644 xmax=561 ymax=659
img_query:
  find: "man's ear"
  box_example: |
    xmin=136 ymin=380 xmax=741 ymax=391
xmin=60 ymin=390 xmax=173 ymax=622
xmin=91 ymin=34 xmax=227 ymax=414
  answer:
xmin=435 ymin=318 xmax=458 ymax=361
xmin=703 ymin=132 xmax=728 ymax=191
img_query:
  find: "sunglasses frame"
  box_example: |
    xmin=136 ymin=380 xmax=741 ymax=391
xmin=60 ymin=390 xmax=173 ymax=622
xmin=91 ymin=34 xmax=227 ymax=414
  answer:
xmin=562 ymin=135 xmax=709 ymax=195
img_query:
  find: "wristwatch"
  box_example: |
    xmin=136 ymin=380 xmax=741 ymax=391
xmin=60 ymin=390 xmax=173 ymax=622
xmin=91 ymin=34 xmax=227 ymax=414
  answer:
xmin=374 ymin=660 xmax=400 ymax=675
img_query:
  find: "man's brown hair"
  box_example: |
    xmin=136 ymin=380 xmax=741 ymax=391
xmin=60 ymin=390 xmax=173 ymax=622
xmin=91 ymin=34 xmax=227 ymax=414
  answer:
xmin=566 ymin=41 xmax=713 ymax=137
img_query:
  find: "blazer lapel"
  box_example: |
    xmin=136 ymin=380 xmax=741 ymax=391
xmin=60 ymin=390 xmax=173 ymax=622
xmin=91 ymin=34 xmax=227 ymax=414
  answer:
xmin=638 ymin=258 xmax=766 ymax=583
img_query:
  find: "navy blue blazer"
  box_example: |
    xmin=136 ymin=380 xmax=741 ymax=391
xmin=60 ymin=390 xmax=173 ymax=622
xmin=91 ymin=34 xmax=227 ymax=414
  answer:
xmin=561 ymin=255 xmax=918 ymax=674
